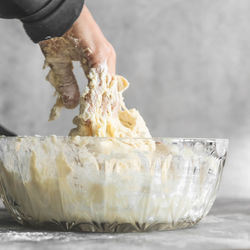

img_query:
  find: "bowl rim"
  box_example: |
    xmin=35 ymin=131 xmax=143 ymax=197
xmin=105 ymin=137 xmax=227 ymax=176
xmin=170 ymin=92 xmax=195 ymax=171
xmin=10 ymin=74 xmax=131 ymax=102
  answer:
xmin=0 ymin=135 xmax=229 ymax=143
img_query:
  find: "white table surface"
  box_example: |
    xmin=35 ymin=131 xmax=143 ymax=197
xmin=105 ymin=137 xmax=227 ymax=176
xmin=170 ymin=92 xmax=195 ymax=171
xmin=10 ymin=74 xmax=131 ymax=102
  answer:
xmin=0 ymin=198 xmax=249 ymax=250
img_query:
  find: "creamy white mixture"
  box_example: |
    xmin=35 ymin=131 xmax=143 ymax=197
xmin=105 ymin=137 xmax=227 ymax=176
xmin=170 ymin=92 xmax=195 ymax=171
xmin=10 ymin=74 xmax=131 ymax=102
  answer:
xmin=0 ymin=36 xmax=224 ymax=227
xmin=69 ymin=66 xmax=151 ymax=138
xmin=0 ymin=136 xmax=221 ymax=224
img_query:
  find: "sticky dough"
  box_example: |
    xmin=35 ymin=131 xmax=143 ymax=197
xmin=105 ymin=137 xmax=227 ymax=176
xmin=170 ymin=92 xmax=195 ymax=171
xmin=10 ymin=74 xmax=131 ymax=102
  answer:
xmin=41 ymin=35 xmax=152 ymax=142
xmin=49 ymin=65 xmax=152 ymax=139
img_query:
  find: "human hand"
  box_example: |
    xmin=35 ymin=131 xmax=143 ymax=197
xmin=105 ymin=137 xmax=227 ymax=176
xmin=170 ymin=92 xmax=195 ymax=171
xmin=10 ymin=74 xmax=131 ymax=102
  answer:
xmin=39 ymin=5 xmax=116 ymax=110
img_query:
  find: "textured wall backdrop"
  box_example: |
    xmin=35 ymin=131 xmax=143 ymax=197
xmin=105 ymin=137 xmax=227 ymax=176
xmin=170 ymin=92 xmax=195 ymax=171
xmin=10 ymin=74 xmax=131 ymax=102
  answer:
xmin=0 ymin=0 xmax=250 ymax=198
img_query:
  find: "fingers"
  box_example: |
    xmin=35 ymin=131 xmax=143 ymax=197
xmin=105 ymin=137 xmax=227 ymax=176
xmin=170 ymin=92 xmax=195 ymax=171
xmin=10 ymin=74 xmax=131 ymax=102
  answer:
xmin=40 ymin=38 xmax=80 ymax=109
xmin=80 ymin=42 xmax=117 ymax=76
xmin=47 ymin=61 xmax=80 ymax=109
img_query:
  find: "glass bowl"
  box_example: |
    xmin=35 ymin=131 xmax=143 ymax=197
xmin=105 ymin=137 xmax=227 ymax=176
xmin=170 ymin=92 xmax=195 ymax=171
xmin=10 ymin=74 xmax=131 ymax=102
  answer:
xmin=0 ymin=136 xmax=228 ymax=232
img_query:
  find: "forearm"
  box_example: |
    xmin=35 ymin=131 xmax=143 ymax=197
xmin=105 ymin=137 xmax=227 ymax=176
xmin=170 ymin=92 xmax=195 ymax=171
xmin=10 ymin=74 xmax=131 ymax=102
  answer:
xmin=0 ymin=0 xmax=85 ymax=43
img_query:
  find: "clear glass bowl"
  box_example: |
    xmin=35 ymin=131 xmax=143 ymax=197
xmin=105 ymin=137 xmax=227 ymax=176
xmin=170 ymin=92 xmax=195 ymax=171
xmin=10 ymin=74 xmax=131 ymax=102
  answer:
xmin=0 ymin=136 xmax=228 ymax=232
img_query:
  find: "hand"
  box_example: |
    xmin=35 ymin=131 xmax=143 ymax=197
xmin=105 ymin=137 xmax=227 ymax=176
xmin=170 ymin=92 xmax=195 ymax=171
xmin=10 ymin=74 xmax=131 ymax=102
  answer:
xmin=39 ymin=5 xmax=116 ymax=110
xmin=71 ymin=5 xmax=116 ymax=74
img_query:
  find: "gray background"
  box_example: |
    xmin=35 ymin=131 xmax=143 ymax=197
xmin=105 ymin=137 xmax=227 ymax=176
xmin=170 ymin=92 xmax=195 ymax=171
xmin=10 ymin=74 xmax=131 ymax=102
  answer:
xmin=0 ymin=0 xmax=249 ymax=198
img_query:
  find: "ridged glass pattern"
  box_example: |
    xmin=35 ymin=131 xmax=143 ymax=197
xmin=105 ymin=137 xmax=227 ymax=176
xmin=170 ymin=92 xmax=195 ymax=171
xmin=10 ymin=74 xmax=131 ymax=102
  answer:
xmin=0 ymin=136 xmax=228 ymax=232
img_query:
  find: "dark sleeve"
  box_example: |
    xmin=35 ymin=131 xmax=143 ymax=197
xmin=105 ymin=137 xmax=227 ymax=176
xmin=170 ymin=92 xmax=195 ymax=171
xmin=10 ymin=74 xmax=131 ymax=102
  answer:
xmin=0 ymin=125 xmax=16 ymax=137
xmin=0 ymin=0 xmax=85 ymax=43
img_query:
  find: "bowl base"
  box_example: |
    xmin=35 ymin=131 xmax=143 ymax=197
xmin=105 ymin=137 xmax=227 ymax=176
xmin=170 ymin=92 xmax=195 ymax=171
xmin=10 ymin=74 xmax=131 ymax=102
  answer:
xmin=17 ymin=218 xmax=202 ymax=233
